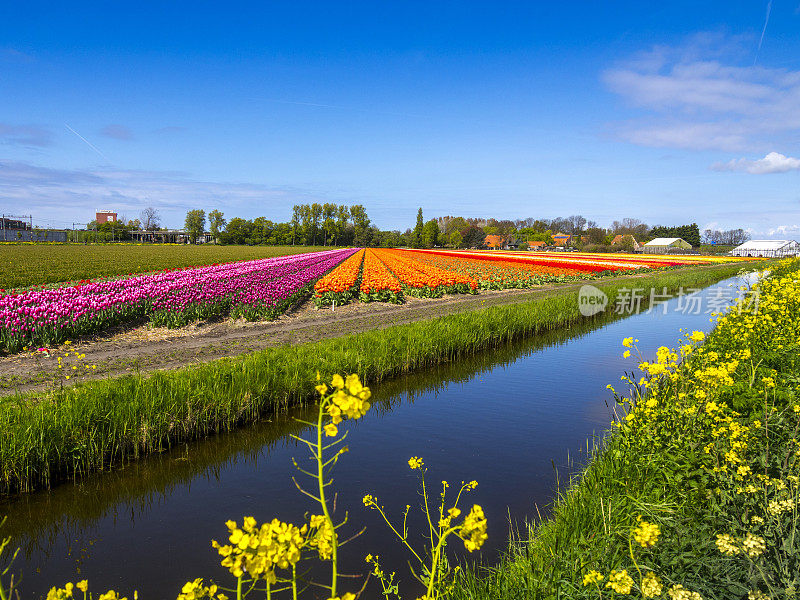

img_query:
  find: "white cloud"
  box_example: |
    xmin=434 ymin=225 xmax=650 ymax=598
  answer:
xmin=0 ymin=160 xmax=322 ymax=228
xmin=712 ymin=152 xmax=800 ymax=174
xmin=603 ymin=33 xmax=800 ymax=151
xmin=768 ymin=224 xmax=800 ymax=236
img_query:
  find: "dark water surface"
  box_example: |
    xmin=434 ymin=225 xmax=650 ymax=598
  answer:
xmin=1 ymin=277 xmax=747 ymax=599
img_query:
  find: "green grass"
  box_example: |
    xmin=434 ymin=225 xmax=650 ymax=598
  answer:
xmin=0 ymin=262 xmax=747 ymax=496
xmin=0 ymin=244 xmax=334 ymax=289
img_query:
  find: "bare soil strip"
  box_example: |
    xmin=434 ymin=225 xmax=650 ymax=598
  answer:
xmin=0 ymin=269 xmax=717 ymax=395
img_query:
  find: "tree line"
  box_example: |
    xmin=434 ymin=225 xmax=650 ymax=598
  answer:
xmin=80 ymin=205 xmax=752 ymax=250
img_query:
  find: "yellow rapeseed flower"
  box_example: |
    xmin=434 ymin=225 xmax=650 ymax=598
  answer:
xmin=408 ymin=456 xmax=424 ymax=470
xmin=715 ymin=534 xmax=739 ymax=556
xmin=604 ymin=570 xmax=633 ymax=594
xmin=582 ymin=570 xmax=603 ymax=586
xmin=668 ymin=584 xmax=703 ymax=600
xmin=741 ymin=532 xmax=766 ymax=557
xmin=641 ymin=573 xmax=663 ymax=598
xmin=632 ymin=518 xmax=660 ymax=548
xmin=460 ymin=505 xmax=488 ymax=552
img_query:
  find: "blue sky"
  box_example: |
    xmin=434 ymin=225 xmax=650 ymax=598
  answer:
xmin=1 ymin=1 xmax=799 ymax=237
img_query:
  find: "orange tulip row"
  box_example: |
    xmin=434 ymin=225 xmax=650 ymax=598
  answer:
xmin=380 ymin=249 xmax=478 ymax=290
xmin=360 ymin=249 xmax=402 ymax=294
xmin=314 ymin=249 xmax=366 ymax=294
xmin=409 ymin=251 xmax=587 ymax=282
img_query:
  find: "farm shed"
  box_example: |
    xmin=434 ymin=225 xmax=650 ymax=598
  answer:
xmin=729 ymin=240 xmax=799 ymax=258
xmin=643 ymin=237 xmax=692 ymax=254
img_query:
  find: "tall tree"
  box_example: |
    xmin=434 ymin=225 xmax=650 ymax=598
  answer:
xmin=184 ymin=209 xmax=206 ymax=244
xmin=412 ymin=208 xmax=424 ymax=248
xmin=322 ymin=203 xmax=337 ymax=246
xmin=310 ymin=203 xmax=323 ymax=245
xmin=422 ymin=219 xmax=440 ymax=248
xmin=461 ymin=225 xmax=486 ymax=248
xmin=299 ymin=205 xmax=312 ymax=245
xmin=566 ymin=215 xmax=588 ymax=235
xmin=140 ymin=207 xmax=161 ymax=232
xmin=208 ymin=210 xmax=226 ymax=244
xmin=335 ymin=205 xmax=350 ymax=246
xmin=291 ymin=205 xmax=301 ymax=245
xmin=612 ymin=218 xmax=649 ymax=238
xmin=349 ymin=205 xmax=371 ymax=246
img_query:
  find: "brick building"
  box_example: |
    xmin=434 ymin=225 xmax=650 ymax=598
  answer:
xmin=96 ymin=210 xmax=118 ymax=224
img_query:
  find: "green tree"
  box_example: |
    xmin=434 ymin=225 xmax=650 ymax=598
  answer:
xmin=322 ymin=203 xmax=337 ymax=246
xmin=335 ymin=205 xmax=350 ymax=246
xmin=291 ymin=205 xmax=301 ymax=245
xmin=422 ymin=219 xmax=439 ymax=249
xmin=444 ymin=216 xmax=468 ymax=236
xmin=208 ymin=210 xmax=226 ymax=244
xmin=449 ymin=231 xmax=463 ymax=248
xmin=310 ymin=203 xmax=323 ymax=245
xmin=412 ymin=208 xmax=424 ymax=248
xmin=350 ymin=205 xmax=371 ymax=246
xmin=461 ymin=226 xmax=486 ymax=248
xmin=220 ymin=217 xmax=251 ymax=245
xmin=184 ymin=209 xmax=206 ymax=244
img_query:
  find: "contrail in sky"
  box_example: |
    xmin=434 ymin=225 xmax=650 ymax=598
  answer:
xmin=64 ymin=123 xmax=109 ymax=161
xmin=754 ymin=0 xmax=772 ymax=65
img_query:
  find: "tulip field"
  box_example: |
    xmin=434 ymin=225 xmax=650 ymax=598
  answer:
xmin=313 ymin=248 xmax=740 ymax=306
xmin=0 ymin=248 xmax=357 ymax=353
xmin=0 ymin=245 xmax=750 ymax=353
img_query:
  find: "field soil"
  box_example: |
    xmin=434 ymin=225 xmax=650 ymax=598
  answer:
xmin=0 ymin=267 xmax=727 ymax=396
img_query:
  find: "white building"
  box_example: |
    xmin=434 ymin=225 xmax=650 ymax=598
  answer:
xmin=643 ymin=237 xmax=692 ymax=254
xmin=729 ymin=240 xmax=799 ymax=258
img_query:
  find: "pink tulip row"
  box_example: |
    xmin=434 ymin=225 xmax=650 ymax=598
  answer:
xmin=0 ymin=248 xmax=358 ymax=352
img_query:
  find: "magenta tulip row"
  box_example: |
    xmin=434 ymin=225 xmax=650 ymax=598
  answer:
xmin=0 ymin=248 xmax=357 ymax=352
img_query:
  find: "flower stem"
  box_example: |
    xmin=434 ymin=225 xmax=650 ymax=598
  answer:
xmin=316 ymin=400 xmax=338 ymax=596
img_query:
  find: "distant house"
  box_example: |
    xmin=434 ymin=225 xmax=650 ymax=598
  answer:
xmin=643 ymin=237 xmax=692 ymax=254
xmin=527 ymin=240 xmax=547 ymax=251
xmin=730 ymin=240 xmax=799 ymax=258
xmin=484 ymin=234 xmax=506 ymax=249
xmin=552 ymin=232 xmax=571 ymax=246
xmin=483 ymin=234 xmax=523 ymax=250
xmin=611 ymin=234 xmax=642 ymax=250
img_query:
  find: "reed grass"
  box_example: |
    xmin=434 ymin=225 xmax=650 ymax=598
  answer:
xmin=0 ymin=263 xmax=745 ymax=496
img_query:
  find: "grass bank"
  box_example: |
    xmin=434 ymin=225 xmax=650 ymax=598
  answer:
xmin=453 ymin=258 xmax=799 ymax=599
xmin=0 ymin=262 xmax=747 ymax=496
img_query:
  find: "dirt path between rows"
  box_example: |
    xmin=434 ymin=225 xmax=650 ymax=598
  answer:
xmin=0 ymin=267 xmax=731 ymax=396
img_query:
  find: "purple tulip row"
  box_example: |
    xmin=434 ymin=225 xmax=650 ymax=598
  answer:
xmin=0 ymin=248 xmax=358 ymax=352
